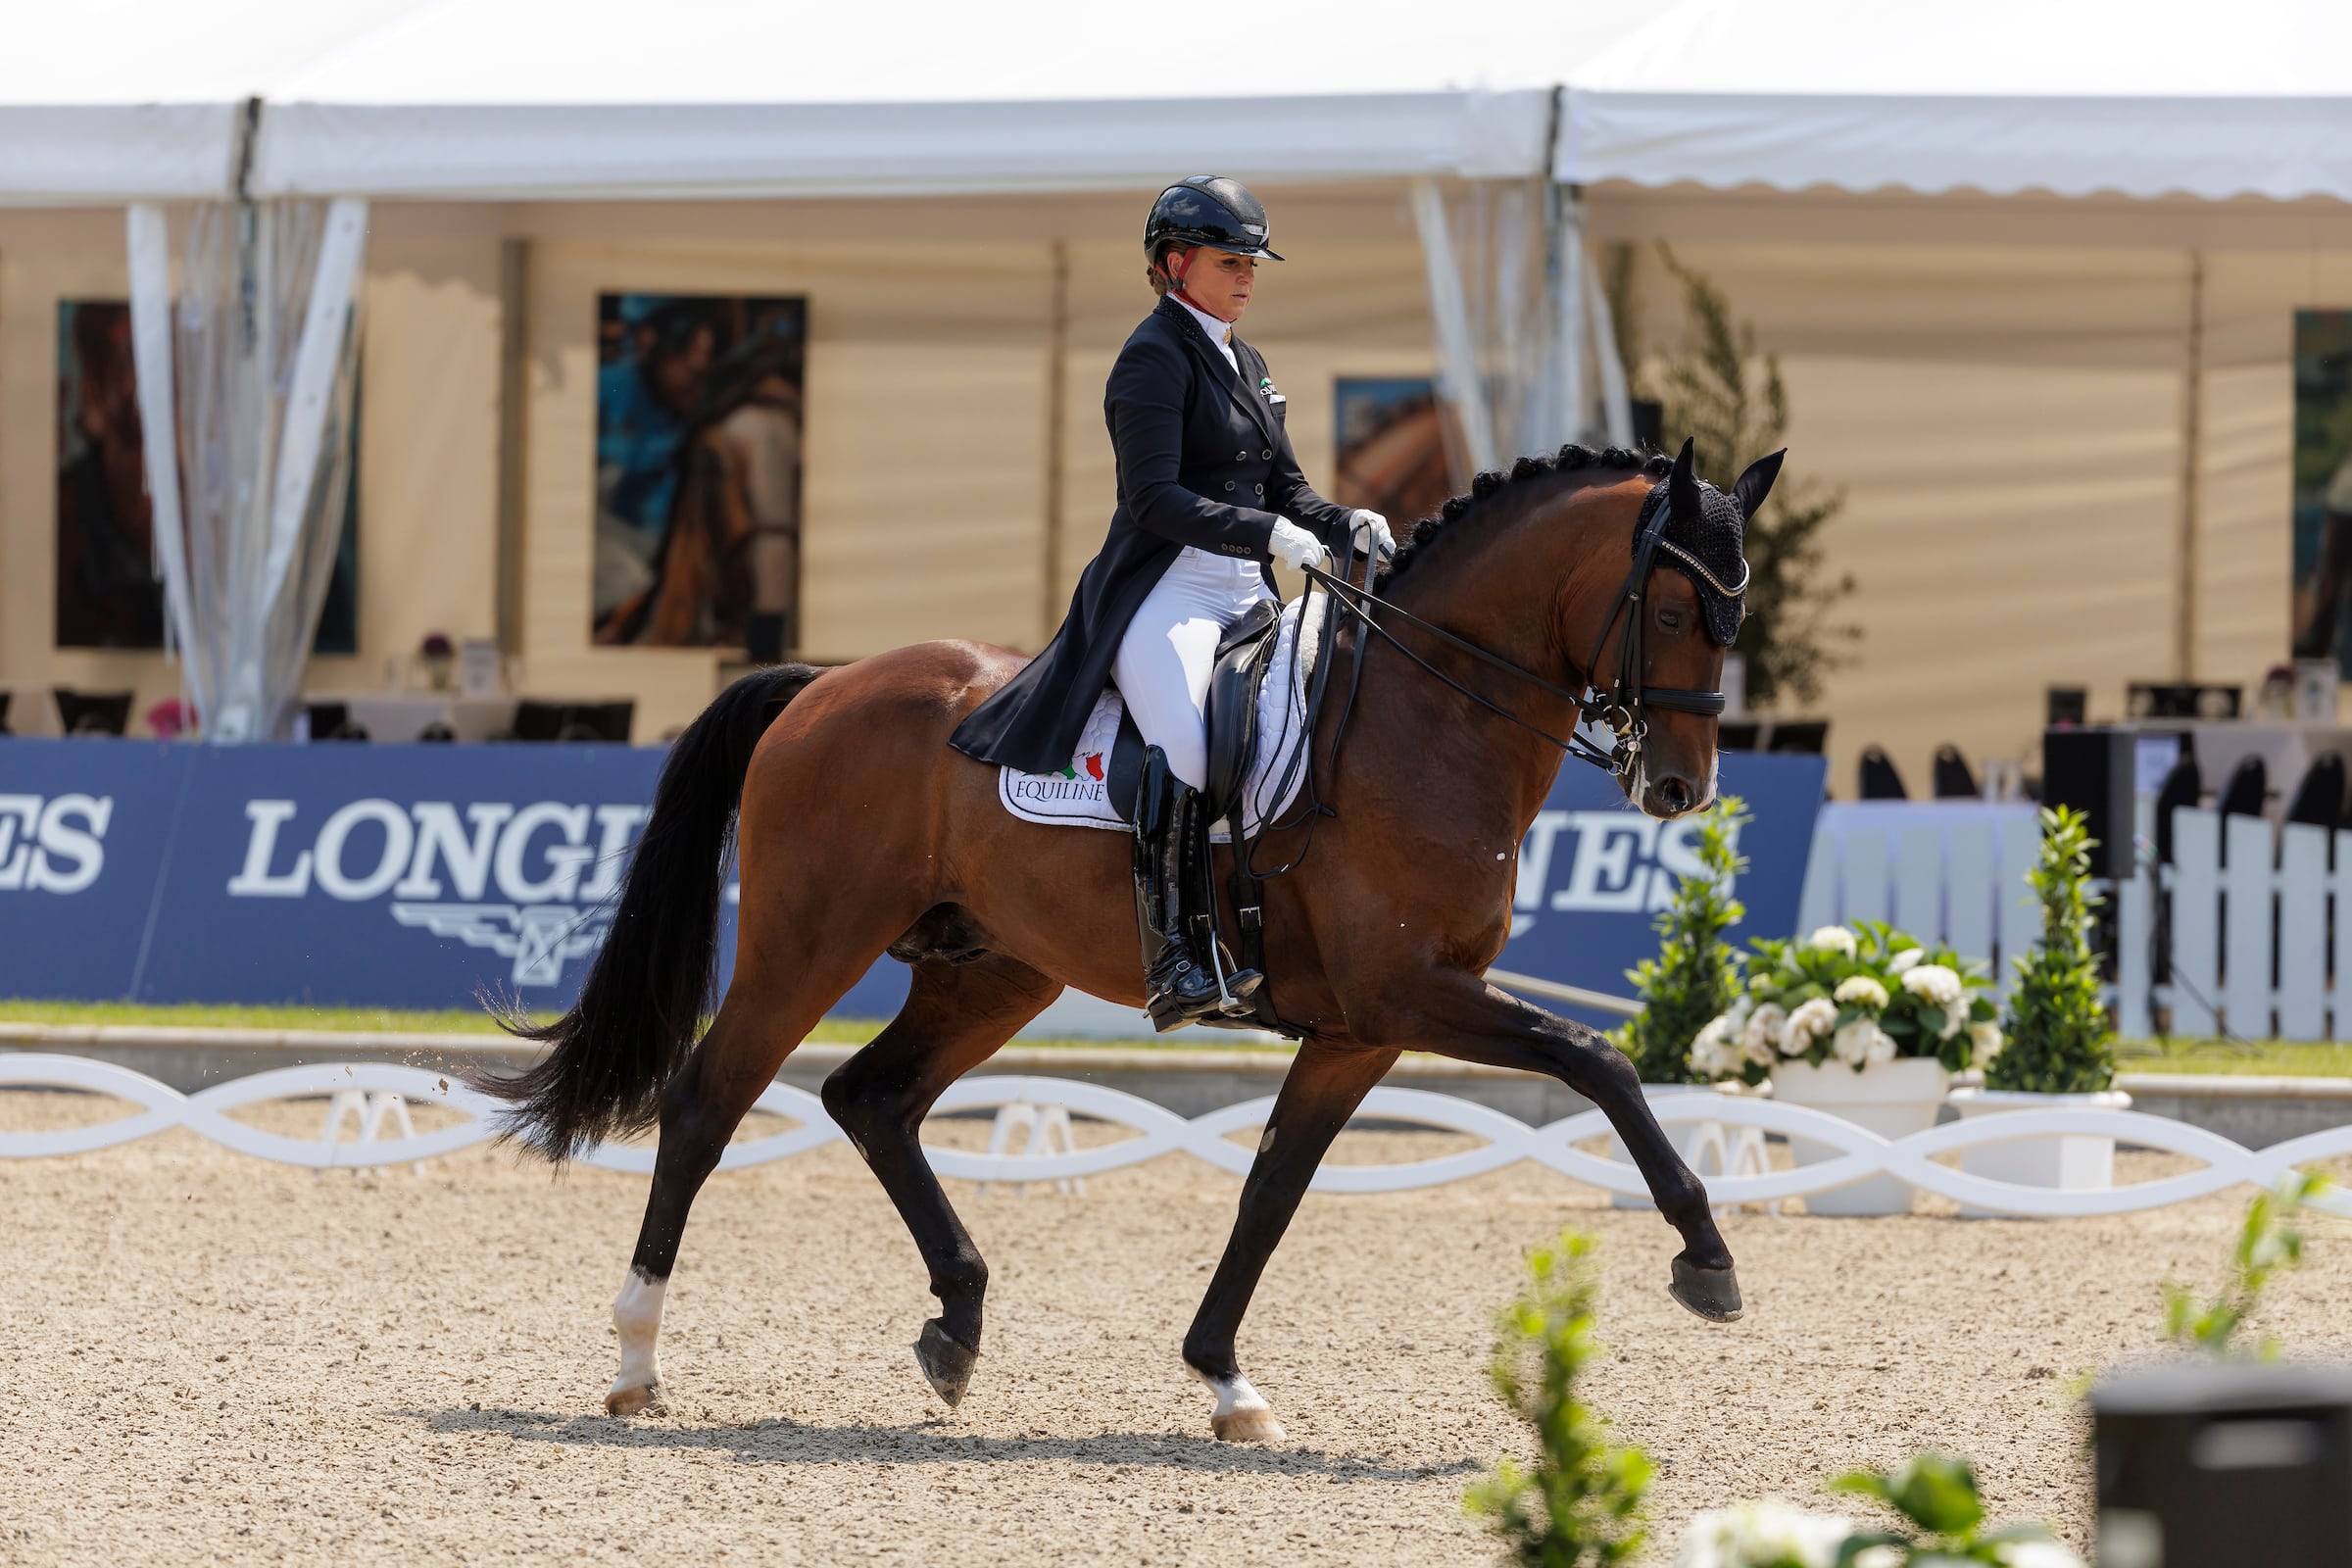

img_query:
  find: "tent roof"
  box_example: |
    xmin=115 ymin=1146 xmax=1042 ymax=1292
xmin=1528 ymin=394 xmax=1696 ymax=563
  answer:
xmin=245 ymin=0 xmax=1682 ymax=199
xmin=1561 ymin=0 xmax=2352 ymax=202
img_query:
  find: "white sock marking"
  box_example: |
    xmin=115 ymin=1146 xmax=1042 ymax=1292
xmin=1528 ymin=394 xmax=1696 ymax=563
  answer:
xmin=610 ymin=1266 xmax=667 ymax=1405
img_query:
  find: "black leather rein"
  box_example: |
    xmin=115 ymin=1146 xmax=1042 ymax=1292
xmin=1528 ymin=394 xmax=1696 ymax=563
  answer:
xmin=1298 ymin=484 xmax=1727 ymax=780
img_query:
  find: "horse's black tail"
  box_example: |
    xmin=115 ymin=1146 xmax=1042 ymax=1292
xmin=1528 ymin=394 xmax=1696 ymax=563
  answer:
xmin=473 ymin=663 xmax=822 ymax=1162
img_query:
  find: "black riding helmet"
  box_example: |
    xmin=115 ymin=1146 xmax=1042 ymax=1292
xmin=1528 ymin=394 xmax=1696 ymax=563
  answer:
xmin=1145 ymin=175 xmax=1284 ymax=262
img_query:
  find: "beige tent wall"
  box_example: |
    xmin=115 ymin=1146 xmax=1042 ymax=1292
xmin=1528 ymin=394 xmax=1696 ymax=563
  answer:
xmin=1592 ymin=187 xmax=2352 ymax=799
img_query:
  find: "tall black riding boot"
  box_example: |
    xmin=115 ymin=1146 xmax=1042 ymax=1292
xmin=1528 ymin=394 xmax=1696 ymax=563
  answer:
xmin=1175 ymin=784 xmax=1262 ymax=1015
xmin=1134 ymin=748 xmax=1227 ymax=1030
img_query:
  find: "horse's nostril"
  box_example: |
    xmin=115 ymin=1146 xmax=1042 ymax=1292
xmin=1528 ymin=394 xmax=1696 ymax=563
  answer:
xmin=1658 ymin=777 xmax=1691 ymax=813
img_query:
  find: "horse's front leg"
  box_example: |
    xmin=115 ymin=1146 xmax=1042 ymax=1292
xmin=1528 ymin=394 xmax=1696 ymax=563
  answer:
xmin=1184 ymin=1041 xmax=1397 ymax=1442
xmin=1354 ymin=970 xmax=1742 ymax=1322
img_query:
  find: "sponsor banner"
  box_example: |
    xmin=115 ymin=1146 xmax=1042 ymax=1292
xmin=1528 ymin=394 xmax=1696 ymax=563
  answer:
xmin=1494 ymin=751 xmax=1826 ymax=1030
xmin=0 ymin=739 xmax=1823 ymax=1024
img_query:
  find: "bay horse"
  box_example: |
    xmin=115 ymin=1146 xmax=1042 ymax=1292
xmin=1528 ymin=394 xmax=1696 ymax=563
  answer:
xmin=483 ymin=441 xmax=1745 ymax=1442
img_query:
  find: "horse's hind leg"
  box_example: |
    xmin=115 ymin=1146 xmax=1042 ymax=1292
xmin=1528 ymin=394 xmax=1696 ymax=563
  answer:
xmin=820 ymin=952 xmax=1060 ymax=1408
xmin=606 ymin=939 xmax=892 ymax=1417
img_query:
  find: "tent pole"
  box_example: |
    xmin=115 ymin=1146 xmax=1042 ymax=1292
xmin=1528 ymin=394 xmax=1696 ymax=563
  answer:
xmin=1040 ymin=238 xmax=1070 ymax=647
xmin=2174 ymin=249 xmax=2204 ymax=681
xmin=496 ymin=236 xmax=531 ymax=660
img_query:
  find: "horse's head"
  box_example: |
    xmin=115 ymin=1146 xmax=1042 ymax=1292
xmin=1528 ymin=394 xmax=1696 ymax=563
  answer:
xmin=1568 ymin=440 xmax=1782 ymax=821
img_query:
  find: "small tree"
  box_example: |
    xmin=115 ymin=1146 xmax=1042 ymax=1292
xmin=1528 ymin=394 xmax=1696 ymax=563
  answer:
xmin=1632 ymin=246 xmax=1859 ymax=709
xmin=2162 ymin=1169 xmax=2334 ymax=1359
xmin=1465 ymin=1230 xmax=1652 ymax=1567
xmin=1988 ymin=807 xmax=2115 ymax=1095
xmin=1614 ymin=796 xmax=1749 ymax=1084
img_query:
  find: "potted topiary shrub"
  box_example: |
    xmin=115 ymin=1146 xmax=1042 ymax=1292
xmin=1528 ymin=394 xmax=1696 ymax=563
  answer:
xmin=1948 ymin=806 xmax=2130 ymax=1213
xmin=1691 ymin=921 xmax=1999 ymax=1216
xmin=1604 ymin=798 xmax=1749 ymax=1206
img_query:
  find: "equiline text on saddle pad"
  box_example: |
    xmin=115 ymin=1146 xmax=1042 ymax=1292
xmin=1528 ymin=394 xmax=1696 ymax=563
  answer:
xmin=998 ymin=594 xmax=1323 ymax=841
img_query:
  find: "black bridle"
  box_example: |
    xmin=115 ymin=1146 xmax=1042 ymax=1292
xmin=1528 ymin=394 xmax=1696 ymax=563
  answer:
xmin=1298 ymin=480 xmax=1734 ymax=782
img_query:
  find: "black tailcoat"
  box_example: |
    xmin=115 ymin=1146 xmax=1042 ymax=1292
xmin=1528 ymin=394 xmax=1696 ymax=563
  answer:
xmin=950 ymin=295 xmax=1355 ymax=773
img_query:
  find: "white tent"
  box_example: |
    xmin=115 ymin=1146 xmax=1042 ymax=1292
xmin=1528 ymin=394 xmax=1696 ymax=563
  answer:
xmin=1562 ymin=0 xmax=2352 ymax=201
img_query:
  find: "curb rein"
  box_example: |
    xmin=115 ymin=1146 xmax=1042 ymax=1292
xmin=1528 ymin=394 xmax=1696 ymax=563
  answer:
xmin=1216 ymin=488 xmax=1730 ymax=1034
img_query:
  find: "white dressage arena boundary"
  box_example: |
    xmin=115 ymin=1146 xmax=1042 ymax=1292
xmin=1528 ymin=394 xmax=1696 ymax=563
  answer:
xmin=3 ymin=1054 xmax=2349 ymax=1220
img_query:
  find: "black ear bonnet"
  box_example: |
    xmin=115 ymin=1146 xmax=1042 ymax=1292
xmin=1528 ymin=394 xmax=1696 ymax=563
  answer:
xmin=1635 ymin=444 xmax=1783 ymax=648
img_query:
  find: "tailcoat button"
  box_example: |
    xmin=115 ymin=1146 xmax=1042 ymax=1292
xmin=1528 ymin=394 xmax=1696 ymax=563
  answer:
xmin=1253 ymin=484 xmax=1264 ymax=495
xmin=1237 ymin=450 xmax=1249 ymax=461
xmin=1223 ymin=481 xmax=1235 ymax=492
xmin=1261 ymin=449 xmax=1272 ymax=459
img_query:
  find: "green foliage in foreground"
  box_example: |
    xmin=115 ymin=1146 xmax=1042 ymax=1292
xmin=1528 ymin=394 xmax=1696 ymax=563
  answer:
xmin=1614 ymin=797 xmax=1748 ymax=1085
xmin=1829 ymin=1453 xmax=2063 ymax=1566
xmin=1989 ymin=807 xmax=2115 ymax=1095
xmin=1466 ymin=1230 xmax=1651 ymax=1567
xmin=2162 ymin=1169 xmax=2335 ymax=1359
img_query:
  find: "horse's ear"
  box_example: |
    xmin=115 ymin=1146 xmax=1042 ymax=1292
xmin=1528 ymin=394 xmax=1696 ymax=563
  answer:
xmin=1732 ymin=448 xmax=1787 ymax=519
xmin=1667 ymin=436 xmax=1699 ymax=520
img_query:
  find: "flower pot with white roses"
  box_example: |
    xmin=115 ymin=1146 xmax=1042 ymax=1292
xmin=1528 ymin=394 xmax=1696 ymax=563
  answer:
xmin=1689 ymin=921 xmax=2001 ymax=1217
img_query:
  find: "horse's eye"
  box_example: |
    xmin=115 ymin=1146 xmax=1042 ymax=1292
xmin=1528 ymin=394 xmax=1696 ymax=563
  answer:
xmin=1656 ymin=605 xmax=1688 ymax=635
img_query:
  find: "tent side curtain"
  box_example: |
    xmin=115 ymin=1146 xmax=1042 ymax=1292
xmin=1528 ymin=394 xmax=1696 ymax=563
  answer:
xmin=0 ymin=105 xmax=244 ymax=204
xmin=248 ymin=90 xmax=1556 ymax=199
xmin=1559 ymin=90 xmax=2352 ymax=204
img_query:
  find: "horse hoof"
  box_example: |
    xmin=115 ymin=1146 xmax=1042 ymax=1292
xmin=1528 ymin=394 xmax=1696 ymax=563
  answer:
xmin=1668 ymin=1255 xmax=1743 ymax=1323
xmin=1210 ymin=1405 xmax=1287 ymax=1444
xmin=605 ymin=1378 xmax=665 ymax=1417
xmin=914 ymin=1320 xmax=979 ymax=1408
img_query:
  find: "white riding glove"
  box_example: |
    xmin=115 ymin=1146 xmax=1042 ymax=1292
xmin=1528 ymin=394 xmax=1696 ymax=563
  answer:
xmin=1267 ymin=517 xmax=1330 ymax=572
xmin=1350 ymin=509 xmax=1396 ymax=561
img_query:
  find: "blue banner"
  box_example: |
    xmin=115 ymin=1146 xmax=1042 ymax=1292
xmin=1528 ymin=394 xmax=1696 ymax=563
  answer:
xmin=1492 ymin=751 xmax=1827 ymax=1030
xmin=0 ymin=739 xmax=1822 ymax=1025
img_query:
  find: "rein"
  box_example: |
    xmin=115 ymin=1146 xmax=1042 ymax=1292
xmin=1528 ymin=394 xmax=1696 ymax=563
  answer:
xmin=1298 ymin=483 xmax=1728 ymax=781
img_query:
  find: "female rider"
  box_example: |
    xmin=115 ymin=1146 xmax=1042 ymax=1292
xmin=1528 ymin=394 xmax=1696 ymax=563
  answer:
xmin=951 ymin=175 xmax=1392 ymax=1029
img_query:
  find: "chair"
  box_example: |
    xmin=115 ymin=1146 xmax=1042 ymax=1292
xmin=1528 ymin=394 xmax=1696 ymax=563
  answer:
xmin=2286 ymin=755 xmax=2346 ymax=830
xmin=512 ymin=700 xmax=633 ymax=744
xmin=1857 ymin=746 xmax=1908 ymax=800
xmin=2216 ymin=755 xmax=2267 ymax=819
xmin=2046 ymin=686 xmax=2087 ymax=727
xmin=1717 ymin=721 xmax=1761 ymax=752
xmin=1765 ymin=720 xmax=1828 ymax=755
xmin=0 ymin=692 xmax=11 ymax=735
xmin=304 ymin=702 xmax=369 ymax=742
xmin=53 ymin=688 xmax=131 ymax=736
xmin=1932 ymin=744 xmax=1979 ymax=799
xmin=2153 ymin=756 xmax=2202 ymax=864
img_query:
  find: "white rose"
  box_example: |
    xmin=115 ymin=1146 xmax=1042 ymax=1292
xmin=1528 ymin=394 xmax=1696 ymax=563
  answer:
xmin=1825 ymin=1024 xmax=1882 ymax=1071
xmin=1782 ymin=998 xmax=1838 ymax=1055
xmin=1673 ymin=1500 xmax=1854 ymax=1568
xmin=1865 ymin=1024 xmax=1896 ymax=1065
xmin=1833 ymin=975 xmax=1889 ymax=1010
xmin=1803 ymin=925 xmax=1858 ymax=958
xmin=1740 ymin=1004 xmax=1788 ymax=1066
xmin=1996 ymin=1541 xmax=2086 ymax=1568
xmin=1901 ymin=962 xmax=1964 ymax=1008
xmin=1887 ymin=946 xmax=1926 ymax=973
xmin=1970 ymin=1019 xmax=2004 ymax=1065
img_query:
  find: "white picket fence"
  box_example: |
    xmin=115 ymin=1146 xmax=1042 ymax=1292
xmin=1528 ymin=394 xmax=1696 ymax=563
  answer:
xmin=5 ymin=1054 xmax=2348 ymax=1218
xmin=1794 ymin=803 xmax=2043 ymax=992
xmin=2119 ymin=805 xmax=2352 ymax=1042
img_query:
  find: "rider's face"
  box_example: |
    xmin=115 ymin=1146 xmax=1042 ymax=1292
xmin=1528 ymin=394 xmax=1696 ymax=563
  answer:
xmin=1170 ymin=248 xmax=1257 ymax=322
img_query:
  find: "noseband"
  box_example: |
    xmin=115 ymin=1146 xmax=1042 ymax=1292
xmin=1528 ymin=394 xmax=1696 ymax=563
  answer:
xmin=1301 ymin=479 xmax=1734 ymax=781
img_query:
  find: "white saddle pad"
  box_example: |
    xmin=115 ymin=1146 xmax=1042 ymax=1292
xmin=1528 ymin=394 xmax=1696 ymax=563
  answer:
xmin=999 ymin=594 xmax=1322 ymax=841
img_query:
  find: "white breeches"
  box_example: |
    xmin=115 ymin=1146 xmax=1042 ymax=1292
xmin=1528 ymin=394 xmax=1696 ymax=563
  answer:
xmin=1113 ymin=547 xmax=1274 ymax=792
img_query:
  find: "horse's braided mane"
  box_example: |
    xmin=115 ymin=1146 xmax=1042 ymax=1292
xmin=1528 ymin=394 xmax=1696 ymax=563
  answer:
xmin=1380 ymin=443 xmax=1671 ymax=583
